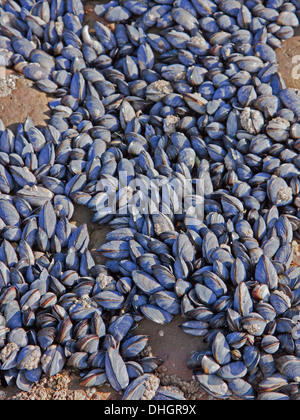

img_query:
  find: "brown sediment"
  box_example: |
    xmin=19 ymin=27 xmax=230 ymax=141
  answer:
xmin=0 ymin=69 xmax=53 ymax=132
xmin=276 ymin=32 xmax=300 ymax=89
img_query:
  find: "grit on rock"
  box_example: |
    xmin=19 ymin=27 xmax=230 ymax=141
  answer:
xmin=0 ymin=71 xmax=17 ymax=98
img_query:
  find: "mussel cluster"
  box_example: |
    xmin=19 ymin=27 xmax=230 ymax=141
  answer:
xmin=1 ymin=0 xmax=300 ymax=400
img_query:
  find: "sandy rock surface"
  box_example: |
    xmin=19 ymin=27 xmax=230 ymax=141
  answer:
xmin=0 ymin=69 xmax=52 ymax=132
xmin=277 ymin=27 xmax=300 ymax=89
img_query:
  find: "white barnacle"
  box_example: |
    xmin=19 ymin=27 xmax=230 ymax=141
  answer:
xmin=146 ymin=80 xmax=173 ymax=102
xmin=245 ymin=323 xmax=261 ymax=335
xmin=40 ymin=353 xmax=52 ymax=371
xmin=25 ymin=184 xmax=38 ymax=192
xmin=1 ymin=343 xmax=19 ymax=362
xmin=276 ymin=186 xmax=293 ymax=206
xmin=163 ymin=114 xmax=180 ymax=134
xmin=97 ymin=273 xmax=114 ymax=290
xmin=23 ymin=348 xmax=41 ymax=370
xmin=190 ymin=36 xmax=206 ymax=47
xmin=0 ymin=73 xmax=18 ymax=98
xmin=151 ymin=80 xmax=172 ymax=95
xmin=240 ymin=107 xmax=263 ymax=134
xmin=141 ymin=374 xmax=160 ymax=400
xmin=79 ymin=294 xmax=93 ymax=309
xmin=70 ymin=294 xmax=97 ymax=312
